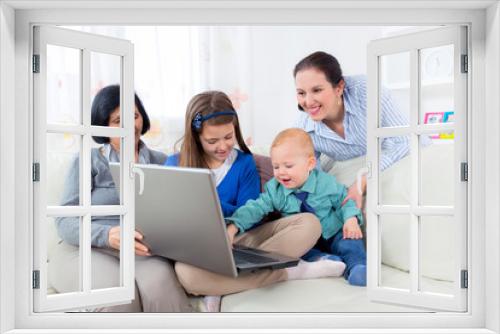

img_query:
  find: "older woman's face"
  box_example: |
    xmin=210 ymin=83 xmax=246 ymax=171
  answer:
xmin=108 ymin=106 xmax=143 ymax=150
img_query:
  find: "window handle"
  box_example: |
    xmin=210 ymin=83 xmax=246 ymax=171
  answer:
xmin=130 ymin=163 xmax=145 ymax=195
xmin=356 ymin=165 xmax=370 ymax=195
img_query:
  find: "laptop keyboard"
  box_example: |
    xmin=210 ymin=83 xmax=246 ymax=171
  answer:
xmin=233 ymin=249 xmax=277 ymax=266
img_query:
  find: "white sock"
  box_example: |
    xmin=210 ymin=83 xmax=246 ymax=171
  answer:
xmin=202 ymin=295 xmax=221 ymax=312
xmin=286 ymin=259 xmax=346 ymax=280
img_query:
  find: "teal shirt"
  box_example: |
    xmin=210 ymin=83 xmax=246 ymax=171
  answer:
xmin=227 ymin=169 xmax=363 ymax=240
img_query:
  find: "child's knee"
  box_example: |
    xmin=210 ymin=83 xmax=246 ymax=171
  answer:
xmin=174 ymin=262 xmax=200 ymax=295
xmin=299 ymin=213 xmax=321 ymax=238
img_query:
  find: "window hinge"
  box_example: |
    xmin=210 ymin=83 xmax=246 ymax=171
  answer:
xmin=32 ymin=54 xmax=40 ymax=73
xmin=461 ymin=54 xmax=468 ymax=73
xmin=32 ymin=270 xmax=40 ymax=289
xmin=33 ymin=163 xmax=40 ymax=182
xmin=461 ymin=162 xmax=468 ymax=182
xmin=461 ymin=270 xmax=468 ymax=289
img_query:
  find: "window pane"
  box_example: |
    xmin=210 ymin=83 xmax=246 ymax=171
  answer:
xmin=90 ymin=52 xmax=121 ymax=127
xmin=420 ymin=133 xmax=454 ymax=206
xmin=379 ymin=52 xmax=410 ymax=128
xmin=47 ymin=216 xmax=82 ymax=294
xmin=419 ymin=45 xmax=454 ymax=125
xmin=46 ymin=44 xmax=81 ymax=125
xmin=419 ymin=216 xmax=455 ymax=295
xmin=90 ymin=136 xmax=123 ymax=206
xmin=47 ymin=133 xmax=81 ymax=206
xmin=380 ymin=214 xmax=410 ymax=290
xmin=379 ymin=136 xmax=410 ymax=205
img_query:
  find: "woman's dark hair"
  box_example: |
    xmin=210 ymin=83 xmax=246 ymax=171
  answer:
xmin=91 ymin=84 xmax=151 ymax=144
xmin=293 ymin=51 xmax=344 ymax=111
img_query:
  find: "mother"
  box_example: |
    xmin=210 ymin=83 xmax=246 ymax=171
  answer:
xmin=294 ymin=51 xmax=410 ymax=208
xmin=49 ymin=85 xmax=192 ymax=312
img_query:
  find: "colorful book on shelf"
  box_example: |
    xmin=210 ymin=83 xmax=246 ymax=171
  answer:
xmin=423 ymin=111 xmax=454 ymax=139
xmin=440 ymin=111 xmax=454 ymax=139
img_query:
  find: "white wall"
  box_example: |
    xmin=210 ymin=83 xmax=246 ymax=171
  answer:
xmin=485 ymin=2 xmax=500 ymax=332
xmin=249 ymin=26 xmax=386 ymax=146
xmin=0 ymin=2 xmax=16 ymax=333
xmin=65 ymin=25 xmax=441 ymax=150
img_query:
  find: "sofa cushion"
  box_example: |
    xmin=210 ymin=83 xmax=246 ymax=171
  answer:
xmin=221 ymin=264 xmax=452 ymax=312
xmin=253 ymin=153 xmax=273 ymax=191
xmin=376 ymin=143 xmax=454 ymax=282
xmin=320 ymin=144 xmax=454 ymax=282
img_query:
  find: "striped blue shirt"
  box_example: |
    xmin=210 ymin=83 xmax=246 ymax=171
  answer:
xmin=295 ymin=75 xmax=410 ymax=171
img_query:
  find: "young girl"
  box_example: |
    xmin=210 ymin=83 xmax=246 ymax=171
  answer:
xmin=165 ymin=90 xmax=260 ymax=217
xmin=168 ymin=91 xmax=346 ymax=312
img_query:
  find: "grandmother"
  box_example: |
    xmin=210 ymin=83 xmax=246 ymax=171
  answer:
xmin=49 ymin=85 xmax=192 ymax=312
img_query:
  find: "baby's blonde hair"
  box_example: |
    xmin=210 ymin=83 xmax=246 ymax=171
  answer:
xmin=271 ymin=128 xmax=315 ymax=157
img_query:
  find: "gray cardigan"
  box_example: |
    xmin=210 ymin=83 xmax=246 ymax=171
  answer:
xmin=55 ymin=143 xmax=167 ymax=248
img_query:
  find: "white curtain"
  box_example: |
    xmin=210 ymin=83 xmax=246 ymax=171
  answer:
xmin=50 ymin=25 xmax=253 ymax=153
xmin=51 ymin=25 xmax=410 ymax=152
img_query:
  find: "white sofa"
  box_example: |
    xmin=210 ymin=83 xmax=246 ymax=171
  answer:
xmin=221 ymin=143 xmax=454 ymax=312
xmin=46 ymin=143 xmax=454 ymax=312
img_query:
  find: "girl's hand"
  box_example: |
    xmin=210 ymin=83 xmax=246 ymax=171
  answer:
xmin=226 ymin=224 xmax=239 ymax=246
xmin=108 ymin=226 xmax=151 ymax=256
xmin=343 ymin=217 xmax=363 ymax=239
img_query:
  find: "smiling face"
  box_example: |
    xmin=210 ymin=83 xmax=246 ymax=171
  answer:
xmin=199 ymin=122 xmax=236 ymax=167
xmin=271 ymin=141 xmax=316 ymax=189
xmin=295 ymin=68 xmax=345 ymax=123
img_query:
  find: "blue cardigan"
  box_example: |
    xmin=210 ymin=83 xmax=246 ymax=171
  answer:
xmin=165 ymin=150 xmax=261 ymax=217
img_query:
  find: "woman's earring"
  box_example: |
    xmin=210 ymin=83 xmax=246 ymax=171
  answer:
xmin=337 ymin=96 xmax=342 ymax=106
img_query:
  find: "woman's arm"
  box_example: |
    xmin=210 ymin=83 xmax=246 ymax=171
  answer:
xmin=55 ymin=153 xmax=117 ymax=248
xmin=379 ymin=87 xmax=410 ymax=171
xmin=343 ymin=174 xmax=366 ymax=209
xmin=330 ymin=178 xmax=364 ymax=226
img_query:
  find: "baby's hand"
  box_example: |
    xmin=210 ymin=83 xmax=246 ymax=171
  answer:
xmin=226 ymin=224 xmax=239 ymax=247
xmin=343 ymin=217 xmax=363 ymax=239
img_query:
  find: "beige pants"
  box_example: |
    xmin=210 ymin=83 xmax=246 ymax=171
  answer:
xmin=49 ymin=241 xmax=193 ymax=312
xmin=175 ymin=213 xmax=321 ymax=296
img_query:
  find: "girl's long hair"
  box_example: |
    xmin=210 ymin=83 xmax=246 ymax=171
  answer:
xmin=176 ymin=90 xmax=251 ymax=168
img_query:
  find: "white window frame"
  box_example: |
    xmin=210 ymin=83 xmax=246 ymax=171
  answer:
xmin=32 ymin=25 xmax=136 ymax=312
xmin=366 ymin=26 xmax=468 ymax=312
xmin=0 ymin=1 xmax=499 ymax=333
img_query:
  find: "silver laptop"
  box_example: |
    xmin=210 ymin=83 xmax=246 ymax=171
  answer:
xmin=109 ymin=163 xmax=299 ymax=277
